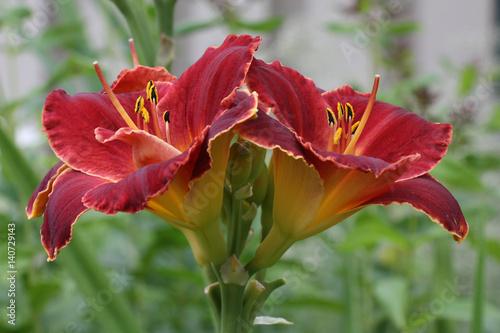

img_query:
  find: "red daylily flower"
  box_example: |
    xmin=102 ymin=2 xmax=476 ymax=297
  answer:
xmin=26 ymin=35 xmax=261 ymax=264
xmin=237 ymin=59 xmax=468 ymax=270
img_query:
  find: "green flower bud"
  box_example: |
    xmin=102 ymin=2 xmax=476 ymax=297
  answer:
xmin=226 ymin=141 xmax=253 ymax=191
xmin=247 ymin=143 xmax=267 ymax=184
xmin=247 ymin=164 xmax=269 ymax=207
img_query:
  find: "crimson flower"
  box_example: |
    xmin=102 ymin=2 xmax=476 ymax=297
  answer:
xmin=26 ymin=35 xmax=261 ymax=264
xmin=237 ymin=59 xmax=469 ymax=270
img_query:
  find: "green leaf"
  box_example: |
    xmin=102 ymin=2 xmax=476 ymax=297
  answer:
xmin=0 ymin=6 xmax=31 ymax=27
xmin=458 ymin=64 xmax=478 ymax=97
xmin=28 ymin=281 xmax=61 ymax=313
xmin=338 ymin=218 xmax=409 ymax=251
xmin=175 ymin=18 xmax=222 ymax=36
xmin=437 ymin=299 xmax=500 ymax=326
xmin=487 ymin=103 xmax=500 ymax=131
xmin=386 ymin=21 xmax=419 ymax=35
xmin=254 ymin=316 xmax=293 ymax=325
xmin=326 ymin=22 xmax=359 ymax=34
xmin=430 ymin=158 xmax=484 ymax=191
xmin=465 ymin=153 xmax=500 ymax=170
xmin=234 ymin=16 xmax=284 ymax=32
xmin=373 ymin=277 xmax=408 ymax=330
xmin=485 ymin=238 xmax=500 ymax=263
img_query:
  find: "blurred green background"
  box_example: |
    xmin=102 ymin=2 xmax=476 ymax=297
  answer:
xmin=1 ymin=0 xmax=499 ymax=332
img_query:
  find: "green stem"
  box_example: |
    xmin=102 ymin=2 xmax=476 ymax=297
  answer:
xmin=219 ymin=283 xmax=247 ymax=333
xmin=154 ymin=0 xmax=177 ymax=70
xmin=433 ymin=240 xmax=455 ymax=333
xmin=111 ymin=0 xmax=157 ymax=66
xmin=154 ymin=0 xmax=177 ymax=37
xmin=227 ymin=197 xmax=243 ymax=257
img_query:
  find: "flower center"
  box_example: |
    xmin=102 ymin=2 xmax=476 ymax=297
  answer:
xmin=326 ymin=102 xmax=360 ymax=153
xmin=326 ymin=75 xmax=380 ymax=155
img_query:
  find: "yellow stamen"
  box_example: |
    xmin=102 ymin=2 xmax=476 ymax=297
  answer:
xmin=333 ymin=127 xmax=343 ymax=145
xmin=351 ymin=121 xmax=360 ymax=135
xmin=146 ymin=80 xmax=158 ymax=103
xmin=142 ymin=109 xmax=150 ymax=133
xmin=145 ymin=80 xmax=162 ymax=139
xmin=337 ymin=102 xmax=344 ymax=120
xmin=93 ymin=61 xmax=138 ymax=130
xmin=128 ymin=38 xmax=140 ymax=68
xmin=344 ymin=75 xmax=380 ymax=155
xmin=134 ymin=96 xmax=144 ymax=113
xmin=142 ymin=109 xmax=150 ymax=123
xmin=326 ymin=107 xmax=336 ymax=126
xmin=345 ymin=103 xmax=354 ymax=121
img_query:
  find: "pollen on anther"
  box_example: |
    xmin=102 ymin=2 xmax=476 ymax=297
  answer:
xmin=147 ymin=80 xmax=158 ymax=103
xmin=141 ymin=109 xmax=150 ymax=123
xmin=345 ymin=103 xmax=354 ymax=121
xmin=135 ymin=96 xmax=145 ymax=113
xmin=334 ymin=128 xmax=343 ymax=145
xmin=337 ymin=102 xmax=344 ymax=119
xmin=351 ymin=121 xmax=360 ymax=135
xmin=163 ymin=110 xmax=171 ymax=123
xmin=326 ymin=108 xmax=336 ymax=126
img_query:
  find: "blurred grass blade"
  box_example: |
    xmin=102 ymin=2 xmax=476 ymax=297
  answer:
xmin=373 ymin=277 xmax=408 ymax=330
xmin=471 ymin=210 xmax=486 ymax=333
xmin=0 ymin=124 xmax=145 ymax=333
xmin=0 ymin=123 xmax=39 ymax=199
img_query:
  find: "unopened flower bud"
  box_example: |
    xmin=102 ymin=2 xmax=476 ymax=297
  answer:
xmin=247 ymin=143 xmax=267 ymax=184
xmin=226 ymin=141 xmax=253 ymax=191
xmin=247 ymin=164 xmax=269 ymax=207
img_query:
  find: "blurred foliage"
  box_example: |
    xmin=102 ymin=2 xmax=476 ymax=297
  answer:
xmin=1 ymin=0 xmax=499 ymax=332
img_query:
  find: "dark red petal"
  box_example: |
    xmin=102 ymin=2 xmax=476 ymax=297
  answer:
xmin=322 ymin=86 xmax=452 ymax=180
xmin=83 ymin=93 xmax=258 ymax=215
xmin=108 ymin=66 xmax=176 ymax=94
xmin=157 ymin=34 xmax=261 ymax=152
xmin=41 ymin=169 xmax=108 ymax=260
xmin=26 ymin=161 xmax=67 ymax=218
xmin=82 ymin=151 xmax=191 ymax=214
xmin=43 ymin=90 xmax=140 ymax=181
xmin=190 ymin=93 xmax=259 ymax=181
xmin=246 ymin=58 xmax=331 ymax=149
xmin=235 ymin=109 xmax=309 ymax=161
xmin=364 ymin=174 xmax=468 ymax=242
xmin=236 ymin=109 xmax=417 ymax=179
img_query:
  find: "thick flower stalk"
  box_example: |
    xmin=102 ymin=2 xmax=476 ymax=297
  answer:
xmin=237 ymin=59 xmax=469 ymax=272
xmin=26 ymin=35 xmax=261 ymax=265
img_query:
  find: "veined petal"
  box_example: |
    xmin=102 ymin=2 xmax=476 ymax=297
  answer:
xmin=246 ymin=58 xmax=331 ymax=149
xmin=322 ymin=86 xmax=452 ymax=180
xmin=41 ymin=169 xmax=108 ymax=260
xmin=26 ymin=161 xmax=68 ymax=218
xmin=235 ymin=109 xmax=309 ymax=161
xmin=43 ymin=90 xmax=140 ymax=181
xmin=95 ymin=127 xmax=181 ymax=169
xmin=364 ymin=174 xmax=468 ymax=243
xmin=299 ymin=154 xmax=420 ymax=239
xmin=247 ymin=149 xmax=324 ymax=271
xmin=272 ymin=149 xmax=324 ymax=235
xmin=82 ymin=151 xmax=191 ymax=215
xmin=157 ymin=34 xmax=261 ymax=152
xmin=108 ymin=65 xmax=176 ymax=94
